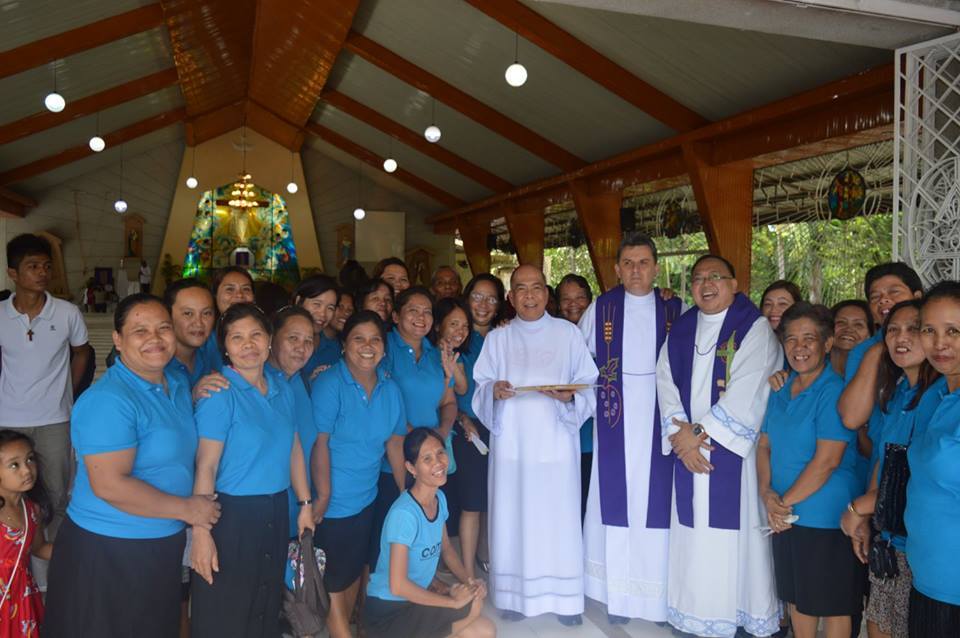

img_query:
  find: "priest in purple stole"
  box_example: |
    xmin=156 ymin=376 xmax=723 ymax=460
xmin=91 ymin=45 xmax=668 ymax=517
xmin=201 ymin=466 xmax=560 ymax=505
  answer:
xmin=656 ymin=255 xmax=782 ymax=638
xmin=579 ymin=233 xmax=683 ymax=624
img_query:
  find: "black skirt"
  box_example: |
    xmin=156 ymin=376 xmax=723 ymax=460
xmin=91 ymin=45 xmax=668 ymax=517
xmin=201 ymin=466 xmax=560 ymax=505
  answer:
xmin=909 ymin=586 xmax=960 ymax=637
xmin=451 ymin=423 xmax=489 ymax=513
xmin=363 ymin=595 xmax=471 ymax=638
xmin=368 ymin=472 xmax=400 ymax=569
xmin=43 ymin=516 xmax=185 ymax=638
xmin=191 ymin=491 xmax=289 ymax=638
xmin=772 ymin=525 xmax=866 ymax=617
xmin=315 ymin=501 xmax=375 ymax=592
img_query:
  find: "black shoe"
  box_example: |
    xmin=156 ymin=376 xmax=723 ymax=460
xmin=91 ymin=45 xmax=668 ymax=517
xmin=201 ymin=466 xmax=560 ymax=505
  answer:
xmin=557 ymin=614 xmax=582 ymax=626
xmin=500 ymin=610 xmax=525 ymax=622
xmin=607 ymin=614 xmax=630 ymax=625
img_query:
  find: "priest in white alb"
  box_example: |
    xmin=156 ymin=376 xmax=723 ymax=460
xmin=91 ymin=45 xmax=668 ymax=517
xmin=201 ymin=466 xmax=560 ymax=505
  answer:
xmin=578 ymin=233 xmax=683 ymax=625
xmin=656 ymin=255 xmax=782 ymax=638
xmin=472 ymin=264 xmax=598 ymax=626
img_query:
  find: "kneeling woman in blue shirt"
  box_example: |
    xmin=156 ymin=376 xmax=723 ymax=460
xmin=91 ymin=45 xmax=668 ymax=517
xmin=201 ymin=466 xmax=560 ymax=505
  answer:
xmin=905 ymin=281 xmax=960 ymax=637
xmin=311 ymin=310 xmax=407 ymax=638
xmin=44 ymin=294 xmax=221 ymax=638
xmin=365 ymin=427 xmax=495 ymax=638
xmin=758 ymin=302 xmax=863 ymax=638
xmin=190 ymin=303 xmax=314 ymax=638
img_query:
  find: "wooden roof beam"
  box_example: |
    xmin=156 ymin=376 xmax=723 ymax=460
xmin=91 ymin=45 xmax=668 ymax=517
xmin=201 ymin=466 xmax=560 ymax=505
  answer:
xmin=305 ymin=121 xmax=465 ymax=209
xmin=0 ymin=186 xmax=37 ymax=219
xmin=465 ymin=0 xmax=709 ymax=132
xmin=0 ymin=4 xmax=165 ymax=80
xmin=0 ymin=107 xmax=186 ymax=186
xmin=245 ymin=99 xmax=305 ymax=151
xmin=319 ymin=90 xmax=514 ymax=193
xmin=0 ymin=68 xmax=180 ymax=146
xmin=343 ymin=32 xmax=586 ymax=172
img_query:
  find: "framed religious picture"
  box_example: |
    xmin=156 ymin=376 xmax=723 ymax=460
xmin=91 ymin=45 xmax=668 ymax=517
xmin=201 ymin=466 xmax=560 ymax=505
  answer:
xmin=123 ymin=214 xmax=144 ymax=259
xmin=405 ymin=246 xmax=434 ymax=287
xmin=336 ymin=223 xmax=354 ymax=268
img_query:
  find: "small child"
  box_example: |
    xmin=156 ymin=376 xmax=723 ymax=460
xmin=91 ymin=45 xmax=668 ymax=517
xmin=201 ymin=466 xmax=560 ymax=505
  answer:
xmin=0 ymin=430 xmax=52 ymax=636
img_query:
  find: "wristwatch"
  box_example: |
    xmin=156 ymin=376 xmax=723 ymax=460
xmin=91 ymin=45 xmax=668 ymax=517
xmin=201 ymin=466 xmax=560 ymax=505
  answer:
xmin=297 ymin=498 xmax=313 ymax=507
xmin=691 ymin=423 xmax=705 ymax=438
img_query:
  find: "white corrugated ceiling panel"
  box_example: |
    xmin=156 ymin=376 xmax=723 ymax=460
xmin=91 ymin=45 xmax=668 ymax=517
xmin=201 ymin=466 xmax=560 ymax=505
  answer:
xmin=0 ymin=0 xmax=155 ymax=50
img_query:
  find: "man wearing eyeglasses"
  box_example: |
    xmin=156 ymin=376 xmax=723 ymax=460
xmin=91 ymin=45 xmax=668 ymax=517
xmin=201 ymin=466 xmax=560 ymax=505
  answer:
xmin=655 ymin=255 xmax=782 ymax=638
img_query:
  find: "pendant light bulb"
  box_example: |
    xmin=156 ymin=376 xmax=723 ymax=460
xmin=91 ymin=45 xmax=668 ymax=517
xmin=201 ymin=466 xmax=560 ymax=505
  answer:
xmin=505 ymin=62 xmax=528 ymax=87
xmin=88 ymin=135 xmax=105 ymax=152
xmin=113 ymin=199 xmax=128 ymax=214
xmin=186 ymin=176 xmax=198 ymax=189
xmin=45 ymin=92 xmax=66 ymax=113
xmin=383 ymin=157 xmax=398 ymax=173
xmin=353 ymin=207 xmax=366 ymax=220
xmin=424 ymin=125 xmax=441 ymax=143
xmin=286 ymin=181 xmax=298 ymax=194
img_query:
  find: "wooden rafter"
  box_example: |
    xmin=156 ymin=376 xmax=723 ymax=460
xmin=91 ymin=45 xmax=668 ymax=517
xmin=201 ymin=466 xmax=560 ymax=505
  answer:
xmin=319 ymin=91 xmax=514 ymax=193
xmin=184 ymin=101 xmax=245 ymax=146
xmin=305 ymin=122 xmax=465 ymax=209
xmin=343 ymin=32 xmax=586 ymax=172
xmin=0 ymin=4 xmax=164 ymax=80
xmin=0 ymin=187 xmax=37 ymax=219
xmin=0 ymin=108 xmax=186 ymax=186
xmin=0 ymin=68 xmax=180 ymax=146
xmin=427 ymin=63 xmax=894 ymax=225
xmin=465 ymin=0 xmax=708 ymax=132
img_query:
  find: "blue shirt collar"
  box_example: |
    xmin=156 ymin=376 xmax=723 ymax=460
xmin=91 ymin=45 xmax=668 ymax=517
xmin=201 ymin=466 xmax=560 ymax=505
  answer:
xmin=222 ymin=365 xmax=279 ymax=399
xmin=388 ymin=328 xmax=436 ymax=358
xmin=114 ymin=358 xmax=184 ymax=395
xmin=783 ymin=364 xmax=838 ymax=399
xmin=336 ymin=358 xmax=388 ymax=389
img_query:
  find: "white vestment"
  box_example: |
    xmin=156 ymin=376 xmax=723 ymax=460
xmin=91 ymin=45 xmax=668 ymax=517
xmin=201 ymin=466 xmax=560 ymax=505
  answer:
xmin=655 ymin=311 xmax=782 ymax=638
xmin=472 ymin=313 xmax=598 ymax=617
xmin=578 ymin=291 xmax=682 ymax=620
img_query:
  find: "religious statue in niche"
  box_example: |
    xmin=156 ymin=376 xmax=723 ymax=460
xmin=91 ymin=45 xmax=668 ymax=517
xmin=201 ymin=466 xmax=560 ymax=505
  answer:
xmin=336 ymin=223 xmax=354 ymax=268
xmin=123 ymin=214 xmax=144 ymax=259
xmin=406 ymin=247 xmax=434 ymax=287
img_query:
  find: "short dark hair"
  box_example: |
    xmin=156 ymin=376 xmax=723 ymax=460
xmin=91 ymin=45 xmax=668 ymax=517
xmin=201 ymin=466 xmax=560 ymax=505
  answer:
xmin=777 ymin=301 xmax=834 ymax=343
xmin=863 ymin=262 xmax=923 ymax=298
xmin=162 ymin=278 xmax=211 ymax=311
xmin=356 ymin=278 xmax=394 ymax=309
xmin=431 ymin=265 xmax=459 ymax=284
xmin=431 ymin=297 xmax=473 ymax=354
xmin=114 ymin=293 xmax=167 ymax=332
xmin=6 ymin=234 xmax=51 ymax=270
xmin=270 ymin=305 xmax=313 ymax=335
xmin=761 ymin=280 xmax=802 ymax=306
xmin=340 ymin=309 xmax=387 ymax=345
xmin=692 ymin=254 xmax=736 ymax=279
xmin=394 ymin=286 xmax=434 ymax=314
xmin=372 ymin=257 xmax=408 ymax=280
xmin=557 ymin=273 xmax=593 ymax=303
xmin=403 ymin=426 xmax=445 ymax=467
xmin=292 ymin=274 xmax=340 ymax=306
xmin=211 ymin=266 xmax=254 ymax=297
xmin=617 ymin=232 xmax=658 ymax=262
xmin=463 ymin=273 xmax=506 ymax=327
xmin=338 ymin=259 xmax=368 ymax=290
xmin=217 ymin=302 xmax=271 ymax=362
xmin=831 ymin=299 xmax=875 ymax=336
xmin=921 ymin=280 xmax=960 ymax=308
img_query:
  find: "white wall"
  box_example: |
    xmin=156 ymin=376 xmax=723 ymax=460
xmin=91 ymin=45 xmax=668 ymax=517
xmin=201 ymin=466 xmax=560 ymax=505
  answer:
xmin=1 ymin=140 xmax=182 ymax=298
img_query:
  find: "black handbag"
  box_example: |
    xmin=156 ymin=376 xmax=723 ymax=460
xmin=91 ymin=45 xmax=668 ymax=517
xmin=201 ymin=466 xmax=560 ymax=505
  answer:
xmin=282 ymin=529 xmax=330 ymax=637
xmin=869 ymin=535 xmax=899 ymax=579
xmin=874 ymin=442 xmax=910 ymax=537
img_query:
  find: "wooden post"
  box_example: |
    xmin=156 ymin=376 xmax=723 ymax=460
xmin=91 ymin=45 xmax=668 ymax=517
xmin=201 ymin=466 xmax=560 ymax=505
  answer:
xmin=682 ymin=142 xmax=754 ymax=292
xmin=569 ymin=179 xmax=622 ymax=292
xmin=459 ymin=220 xmax=491 ymax=276
xmin=502 ymin=200 xmax=545 ymax=268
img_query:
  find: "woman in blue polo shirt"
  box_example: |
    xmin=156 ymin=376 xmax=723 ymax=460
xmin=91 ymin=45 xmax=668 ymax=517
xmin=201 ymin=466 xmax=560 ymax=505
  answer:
xmin=757 ymin=302 xmax=863 ymax=638
xmin=905 ymin=281 xmax=960 ymax=637
xmin=358 ymin=278 xmax=395 ymax=324
xmin=190 ymin=303 xmax=313 ymax=638
xmin=311 ymin=310 xmax=407 ymax=638
xmin=197 ymin=266 xmax=255 ymax=372
xmin=44 ymin=294 xmax=221 ymax=638
xmin=368 ymin=287 xmax=457 ymax=569
xmin=292 ymin=274 xmax=341 ymax=379
xmin=163 ymin=277 xmax=216 ymax=387
xmin=263 ymin=306 xmax=316 ymax=537
xmin=364 ymin=427 xmax=494 ymax=638
xmin=451 ymin=274 xmax=505 ymax=579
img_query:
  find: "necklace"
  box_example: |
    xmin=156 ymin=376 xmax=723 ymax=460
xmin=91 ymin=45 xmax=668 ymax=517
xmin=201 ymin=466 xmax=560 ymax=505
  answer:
xmin=695 ymin=342 xmax=716 ymax=356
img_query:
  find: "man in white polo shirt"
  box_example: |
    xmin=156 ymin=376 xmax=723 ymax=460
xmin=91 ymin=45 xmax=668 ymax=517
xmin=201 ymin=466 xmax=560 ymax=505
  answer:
xmin=0 ymin=233 xmax=91 ymax=537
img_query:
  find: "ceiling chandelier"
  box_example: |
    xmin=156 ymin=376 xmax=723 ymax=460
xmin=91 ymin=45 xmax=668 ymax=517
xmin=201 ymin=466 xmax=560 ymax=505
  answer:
xmin=228 ymin=173 xmax=258 ymax=208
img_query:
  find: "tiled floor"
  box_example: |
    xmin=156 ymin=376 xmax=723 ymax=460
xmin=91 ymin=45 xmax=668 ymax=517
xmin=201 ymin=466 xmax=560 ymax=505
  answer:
xmin=485 ymin=598 xmax=675 ymax=638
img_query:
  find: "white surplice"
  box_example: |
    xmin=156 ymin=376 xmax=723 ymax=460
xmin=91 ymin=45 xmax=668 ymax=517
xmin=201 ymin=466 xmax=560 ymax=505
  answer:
xmin=655 ymin=311 xmax=782 ymax=638
xmin=578 ymin=290 xmax=681 ymax=620
xmin=472 ymin=313 xmax=599 ymax=617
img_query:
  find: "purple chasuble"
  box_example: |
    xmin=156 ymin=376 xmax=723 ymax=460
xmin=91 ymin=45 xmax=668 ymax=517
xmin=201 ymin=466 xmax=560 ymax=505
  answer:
xmin=666 ymin=292 xmax=760 ymax=531
xmin=595 ymin=286 xmax=682 ymax=528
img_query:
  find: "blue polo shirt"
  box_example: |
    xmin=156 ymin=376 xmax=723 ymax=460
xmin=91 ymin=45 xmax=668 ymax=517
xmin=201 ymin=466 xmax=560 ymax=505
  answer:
xmin=312 ymin=360 xmax=406 ymax=519
xmin=266 ymin=363 xmax=315 ymax=534
xmin=844 ymin=331 xmax=883 ymax=384
xmin=165 ymin=346 xmax=213 ymax=388
xmin=195 ymin=366 xmax=296 ymax=495
xmin=761 ymin=367 xmax=858 ymax=529
xmin=455 ymin=330 xmax=484 ymax=420
xmin=303 ymin=333 xmax=341 ymax=380
xmin=368 ymin=490 xmax=448 ymax=602
xmin=199 ymin=332 xmax=223 ymax=372
xmin=68 ymin=360 xmax=197 ymax=539
xmin=906 ymin=381 xmax=960 ymax=605
xmin=844 ymin=331 xmax=884 ymax=488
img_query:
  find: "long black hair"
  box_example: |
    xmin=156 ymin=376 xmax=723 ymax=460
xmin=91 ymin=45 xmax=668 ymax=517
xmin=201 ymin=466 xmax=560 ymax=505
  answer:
xmin=430 ymin=297 xmax=472 ymax=355
xmin=463 ymin=273 xmax=506 ymax=327
xmin=0 ymin=430 xmax=53 ymax=525
xmin=876 ymin=300 xmax=933 ymax=413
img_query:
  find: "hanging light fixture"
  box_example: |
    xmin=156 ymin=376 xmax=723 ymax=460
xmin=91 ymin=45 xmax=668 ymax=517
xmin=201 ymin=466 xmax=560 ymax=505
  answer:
xmin=383 ymin=137 xmax=398 ymax=173
xmin=286 ymin=151 xmax=298 ymax=194
xmin=185 ymin=145 xmax=198 ymax=189
xmin=505 ymin=31 xmax=528 ymax=87
xmin=423 ymin=98 xmax=441 ymax=143
xmin=353 ymin=162 xmax=366 ymax=220
xmin=88 ymin=113 xmax=105 ymax=152
xmin=44 ymin=62 xmax=66 ymax=113
xmin=227 ymin=125 xmax=258 ymax=208
xmin=114 ymin=147 xmax=127 ymax=214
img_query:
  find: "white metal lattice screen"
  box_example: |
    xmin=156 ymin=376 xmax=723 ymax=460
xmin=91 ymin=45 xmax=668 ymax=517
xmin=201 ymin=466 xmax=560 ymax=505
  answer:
xmin=895 ymin=32 xmax=960 ymax=286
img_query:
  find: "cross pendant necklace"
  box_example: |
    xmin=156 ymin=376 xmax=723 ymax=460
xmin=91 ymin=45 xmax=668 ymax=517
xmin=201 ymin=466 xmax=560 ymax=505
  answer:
xmin=27 ymin=329 xmax=34 ymax=342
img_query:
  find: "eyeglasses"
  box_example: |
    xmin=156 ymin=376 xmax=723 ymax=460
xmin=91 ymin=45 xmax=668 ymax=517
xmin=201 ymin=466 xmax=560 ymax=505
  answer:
xmin=469 ymin=292 xmax=499 ymax=306
xmin=691 ymin=273 xmax=734 ymax=286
